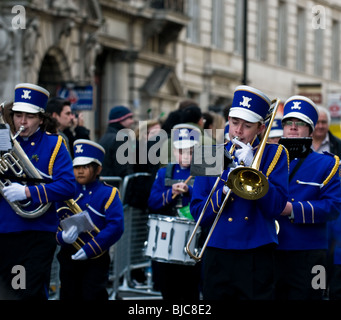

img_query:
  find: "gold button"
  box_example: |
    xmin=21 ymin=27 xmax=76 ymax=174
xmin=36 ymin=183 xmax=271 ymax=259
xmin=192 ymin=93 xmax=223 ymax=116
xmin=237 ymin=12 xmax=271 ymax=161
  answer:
xmin=31 ymin=142 xmax=35 ymax=146
xmin=291 ymin=198 xmax=294 ymax=202
xmin=244 ymin=217 xmax=248 ymax=221
xmin=89 ymin=191 xmax=92 ymax=195
xmin=228 ymin=217 xmax=233 ymax=222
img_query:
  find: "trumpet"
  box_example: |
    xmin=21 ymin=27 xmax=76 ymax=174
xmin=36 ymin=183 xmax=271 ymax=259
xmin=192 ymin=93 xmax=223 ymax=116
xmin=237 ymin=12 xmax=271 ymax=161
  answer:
xmin=0 ymin=104 xmax=52 ymax=218
xmin=186 ymin=99 xmax=281 ymax=261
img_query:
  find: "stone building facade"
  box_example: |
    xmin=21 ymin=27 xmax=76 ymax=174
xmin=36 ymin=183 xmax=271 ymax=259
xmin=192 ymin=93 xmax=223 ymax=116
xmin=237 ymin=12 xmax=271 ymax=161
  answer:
xmin=1 ymin=0 xmax=341 ymax=139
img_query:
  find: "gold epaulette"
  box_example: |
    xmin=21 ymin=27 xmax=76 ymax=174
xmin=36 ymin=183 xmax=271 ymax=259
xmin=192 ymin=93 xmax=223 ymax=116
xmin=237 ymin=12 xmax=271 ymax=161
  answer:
xmin=265 ymin=144 xmax=287 ymax=178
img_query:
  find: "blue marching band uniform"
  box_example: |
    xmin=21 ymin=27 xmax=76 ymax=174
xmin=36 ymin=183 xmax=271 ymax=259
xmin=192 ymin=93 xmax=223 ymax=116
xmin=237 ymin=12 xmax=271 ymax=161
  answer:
xmin=56 ymin=139 xmax=124 ymax=300
xmin=1 ymin=82 xmax=341 ymax=300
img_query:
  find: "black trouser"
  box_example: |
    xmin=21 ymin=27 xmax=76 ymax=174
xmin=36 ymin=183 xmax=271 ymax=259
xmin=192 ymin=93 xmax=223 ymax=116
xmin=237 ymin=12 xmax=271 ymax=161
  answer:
xmin=203 ymin=245 xmax=276 ymax=300
xmin=57 ymin=247 xmax=110 ymax=300
xmin=328 ymin=264 xmax=341 ymax=300
xmin=0 ymin=231 xmax=56 ymax=300
xmin=275 ymin=249 xmax=327 ymax=300
xmin=153 ymin=260 xmax=202 ymax=300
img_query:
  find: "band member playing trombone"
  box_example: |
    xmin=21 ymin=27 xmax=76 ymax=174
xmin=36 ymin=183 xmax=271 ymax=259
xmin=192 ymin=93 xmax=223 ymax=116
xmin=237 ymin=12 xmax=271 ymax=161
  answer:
xmin=56 ymin=139 xmax=124 ymax=300
xmin=275 ymin=96 xmax=341 ymax=300
xmin=190 ymin=86 xmax=289 ymax=300
xmin=0 ymin=83 xmax=76 ymax=299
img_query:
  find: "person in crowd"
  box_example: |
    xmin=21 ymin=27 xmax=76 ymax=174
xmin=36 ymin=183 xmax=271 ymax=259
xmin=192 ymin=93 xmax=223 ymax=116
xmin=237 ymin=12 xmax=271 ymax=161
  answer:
xmin=190 ymin=85 xmax=289 ymax=300
xmin=275 ymin=95 xmax=341 ymax=300
xmin=0 ymin=83 xmax=76 ymax=299
xmin=46 ymin=97 xmax=74 ymax=153
xmin=56 ymin=139 xmax=124 ymax=300
xmin=148 ymin=124 xmax=201 ymax=300
xmin=98 ymin=105 xmax=135 ymax=189
xmin=312 ymin=106 xmax=341 ymax=156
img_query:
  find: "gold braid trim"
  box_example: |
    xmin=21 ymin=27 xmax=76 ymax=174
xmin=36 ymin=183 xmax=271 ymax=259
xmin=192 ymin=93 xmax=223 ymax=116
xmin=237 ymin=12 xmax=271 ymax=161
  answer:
xmin=266 ymin=144 xmax=284 ymax=178
xmin=48 ymin=135 xmax=63 ymax=176
xmin=322 ymin=155 xmax=340 ymax=186
xmin=104 ymin=187 xmax=118 ymax=211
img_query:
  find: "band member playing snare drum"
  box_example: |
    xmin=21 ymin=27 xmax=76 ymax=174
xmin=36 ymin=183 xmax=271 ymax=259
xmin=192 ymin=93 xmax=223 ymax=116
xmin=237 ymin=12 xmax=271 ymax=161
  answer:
xmin=148 ymin=124 xmax=201 ymax=300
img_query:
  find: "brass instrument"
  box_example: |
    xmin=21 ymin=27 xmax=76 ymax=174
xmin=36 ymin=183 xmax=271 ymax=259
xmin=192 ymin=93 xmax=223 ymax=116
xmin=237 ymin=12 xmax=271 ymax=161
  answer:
xmin=57 ymin=195 xmax=104 ymax=259
xmin=186 ymin=99 xmax=281 ymax=261
xmin=0 ymin=104 xmax=52 ymax=218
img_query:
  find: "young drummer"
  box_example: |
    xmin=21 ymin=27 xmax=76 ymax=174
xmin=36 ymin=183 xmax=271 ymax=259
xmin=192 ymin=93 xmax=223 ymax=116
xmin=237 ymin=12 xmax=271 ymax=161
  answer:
xmin=56 ymin=139 xmax=124 ymax=300
xmin=148 ymin=124 xmax=201 ymax=300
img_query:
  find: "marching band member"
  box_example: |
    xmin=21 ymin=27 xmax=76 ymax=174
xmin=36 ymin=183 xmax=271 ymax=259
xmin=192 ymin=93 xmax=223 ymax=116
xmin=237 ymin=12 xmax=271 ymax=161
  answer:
xmin=275 ymin=96 xmax=341 ymax=300
xmin=0 ymin=83 xmax=76 ymax=299
xmin=148 ymin=124 xmax=201 ymax=300
xmin=190 ymin=86 xmax=289 ymax=300
xmin=56 ymin=139 xmax=124 ymax=300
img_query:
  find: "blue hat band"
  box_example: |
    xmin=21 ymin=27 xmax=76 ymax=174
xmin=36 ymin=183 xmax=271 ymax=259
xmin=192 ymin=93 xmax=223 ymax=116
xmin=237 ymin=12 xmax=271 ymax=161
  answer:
xmin=283 ymin=97 xmax=318 ymax=129
xmin=232 ymin=90 xmax=270 ymax=120
xmin=14 ymin=85 xmax=49 ymax=112
xmin=73 ymin=140 xmax=105 ymax=166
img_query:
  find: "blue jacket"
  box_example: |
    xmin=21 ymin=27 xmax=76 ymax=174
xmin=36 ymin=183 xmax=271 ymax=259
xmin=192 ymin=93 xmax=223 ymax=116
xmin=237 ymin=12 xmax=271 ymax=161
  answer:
xmin=148 ymin=164 xmax=193 ymax=215
xmin=0 ymin=130 xmax=76 ymax=233
xmin=277 ymin=151 xmax=341 ymax=250
xmin=190 ymin=141 xmax=289 ymax=250
xmin=56 ymin=180 xmax=124 ymax=259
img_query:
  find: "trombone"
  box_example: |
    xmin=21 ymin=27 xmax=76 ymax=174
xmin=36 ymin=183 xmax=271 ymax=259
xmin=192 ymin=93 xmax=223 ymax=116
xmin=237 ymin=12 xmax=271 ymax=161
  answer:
xmin=186 ymin=99 xmax=281 ymax=261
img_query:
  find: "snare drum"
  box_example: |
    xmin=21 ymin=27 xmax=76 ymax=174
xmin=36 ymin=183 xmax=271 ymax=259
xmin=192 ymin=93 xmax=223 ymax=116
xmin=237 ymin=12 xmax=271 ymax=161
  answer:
xmin=144 ymin=214 xmax=201 ymax=265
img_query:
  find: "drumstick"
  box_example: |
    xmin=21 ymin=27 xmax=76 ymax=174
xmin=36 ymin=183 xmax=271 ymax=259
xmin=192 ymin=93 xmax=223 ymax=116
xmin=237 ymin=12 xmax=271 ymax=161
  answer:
xmin=172 ymin=175 xmax=193 ymax=199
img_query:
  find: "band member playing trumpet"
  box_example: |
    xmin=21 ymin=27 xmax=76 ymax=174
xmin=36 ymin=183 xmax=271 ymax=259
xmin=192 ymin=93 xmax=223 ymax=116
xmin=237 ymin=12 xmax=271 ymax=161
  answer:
xmin=275 ymin=96 xmax=341 ymax=300
xmin=148 ymin=124 xmax=201 ymax=300
xmin=0 ymin=83 xmax=76 ymax=300
xmin=190 ymin=86 xmax=289 ymax=300
xmin=56 ymin=139 xmax=124 ymax=300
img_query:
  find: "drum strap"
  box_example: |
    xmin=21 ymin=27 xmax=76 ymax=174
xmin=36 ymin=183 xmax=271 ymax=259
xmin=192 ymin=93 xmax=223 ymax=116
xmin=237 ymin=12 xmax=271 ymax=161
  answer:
xmin=164 ymin=164 xmax=195 ymax=186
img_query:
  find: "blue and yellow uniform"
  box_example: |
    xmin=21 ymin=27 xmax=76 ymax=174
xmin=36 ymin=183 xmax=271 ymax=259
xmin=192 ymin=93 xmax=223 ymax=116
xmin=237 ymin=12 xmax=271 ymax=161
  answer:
xmin=275 ymin=95 xmax=341 ymax=300
xmin=0 ymin=130 xmax=76 ymax=233
xmin=0 ymin=83 xmax=76 ymax=300
xmin=191 ymin=140 xmax=288 ymax=250
xmin=148 ymin=164 xmax=193 ymax=215
xmin=56 ymin=139 xmax=124 ymax=300
xmin=147 ymin=124 xmax=201 ymax=300
xmin=56 ymin=179 xmax=124 ymax=259
xmin=190 ymin=85 xmax=289 ymax=300
xmin=277 ymin=151 xmax=341 ymax=250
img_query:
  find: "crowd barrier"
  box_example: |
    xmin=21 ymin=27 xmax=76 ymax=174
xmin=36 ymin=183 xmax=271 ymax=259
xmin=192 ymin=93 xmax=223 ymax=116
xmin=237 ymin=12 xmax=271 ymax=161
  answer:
xmin=49 ymin=173 xmax=160 ymax=300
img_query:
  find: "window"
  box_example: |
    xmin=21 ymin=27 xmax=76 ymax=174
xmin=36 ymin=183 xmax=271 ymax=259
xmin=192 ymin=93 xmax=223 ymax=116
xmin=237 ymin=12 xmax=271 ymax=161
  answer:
xmin=277 ymin=0 xmax=288 ymax=66
xmin=256 ymin=0 xmax=268 ymax=61
xmin=296 ymin=7 xmax=306 ymax=72
xmin=212 ymin=0 xmax=225 ymax=49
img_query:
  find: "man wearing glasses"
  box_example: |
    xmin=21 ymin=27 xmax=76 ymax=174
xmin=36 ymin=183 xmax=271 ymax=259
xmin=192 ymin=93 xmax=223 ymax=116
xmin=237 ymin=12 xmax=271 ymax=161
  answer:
xmin=275 ymin=95 xmax=341 ymax=300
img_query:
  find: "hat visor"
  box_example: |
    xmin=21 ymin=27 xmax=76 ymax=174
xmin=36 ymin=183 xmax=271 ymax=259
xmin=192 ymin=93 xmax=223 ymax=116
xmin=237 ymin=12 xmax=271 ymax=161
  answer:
xmin=173 ymin=140 xmax=198 ymax=149
xmin=229 ymin=108 xmax=263 ymax=123
xmin=12 ymin=102 xmax=44 ymax=114
xmin=73 ymin=157 xmax=102 ymax=167
xmin=269 ymin=129 xmax=283 ymax=138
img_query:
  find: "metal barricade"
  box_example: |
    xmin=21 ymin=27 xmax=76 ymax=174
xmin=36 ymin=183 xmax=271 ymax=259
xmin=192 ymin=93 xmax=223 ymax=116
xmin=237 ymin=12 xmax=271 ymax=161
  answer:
xmin=108 ymin=173 xmax=161 ymax=299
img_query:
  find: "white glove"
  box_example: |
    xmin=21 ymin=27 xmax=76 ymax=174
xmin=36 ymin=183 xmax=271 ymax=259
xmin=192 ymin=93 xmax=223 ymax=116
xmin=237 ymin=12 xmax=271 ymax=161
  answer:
xmin=3 ymin=183 xmax=27 ymax=202
xmin=62 ymin=226 xmax=79 ymax=244
xmin=232 ymin=138 xmax=254 ymax=166
xmin=72 ymin=248 xmax=88 ymax=260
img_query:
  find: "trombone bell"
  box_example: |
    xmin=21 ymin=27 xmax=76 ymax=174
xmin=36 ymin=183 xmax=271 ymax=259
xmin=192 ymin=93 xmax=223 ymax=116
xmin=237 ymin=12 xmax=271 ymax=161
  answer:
xmin=227 ymin=167 xmax=269 ymax=200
